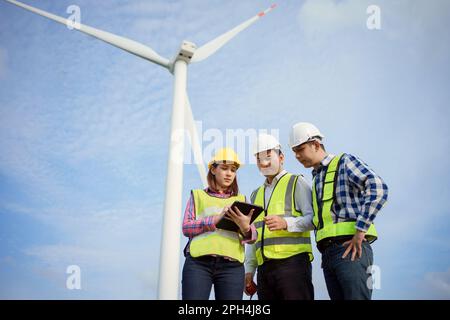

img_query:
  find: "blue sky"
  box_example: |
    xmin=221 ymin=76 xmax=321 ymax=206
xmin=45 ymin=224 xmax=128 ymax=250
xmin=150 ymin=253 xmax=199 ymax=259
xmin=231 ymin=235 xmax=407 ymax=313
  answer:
xmin=0 ymin=0 xmax=449 ymax=299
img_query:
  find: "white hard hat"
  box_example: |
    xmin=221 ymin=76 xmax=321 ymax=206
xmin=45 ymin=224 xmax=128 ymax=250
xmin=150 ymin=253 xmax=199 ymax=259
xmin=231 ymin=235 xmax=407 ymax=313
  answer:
xmin=289 ymin=122 xmax=324 ymax=149
xmin=253 ymin=133 xmax=281 ymax=155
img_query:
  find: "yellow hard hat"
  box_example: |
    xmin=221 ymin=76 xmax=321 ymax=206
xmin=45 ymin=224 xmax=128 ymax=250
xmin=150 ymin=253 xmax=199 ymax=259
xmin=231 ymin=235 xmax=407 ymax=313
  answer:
xmin=208 ymin=148 xmax=242 ymax=169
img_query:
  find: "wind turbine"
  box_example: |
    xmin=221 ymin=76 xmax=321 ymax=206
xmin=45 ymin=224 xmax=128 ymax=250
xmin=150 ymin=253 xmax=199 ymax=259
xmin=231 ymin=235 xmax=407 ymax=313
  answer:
xmin=3 ymin=0 xmax=276 ymax=299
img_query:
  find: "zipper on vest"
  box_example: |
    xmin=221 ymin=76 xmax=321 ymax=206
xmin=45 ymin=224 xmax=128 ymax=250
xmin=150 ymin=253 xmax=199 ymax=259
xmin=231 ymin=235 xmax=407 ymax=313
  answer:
xmin=317 ymin=156 xmax=341 ymax=230
xmin=317 ymin=167 xmax=326 ymax=230
xmin=261 ymin=188 xmax=267 ymax=260
xmin=261 ymin=173 xmax=288 ymax=261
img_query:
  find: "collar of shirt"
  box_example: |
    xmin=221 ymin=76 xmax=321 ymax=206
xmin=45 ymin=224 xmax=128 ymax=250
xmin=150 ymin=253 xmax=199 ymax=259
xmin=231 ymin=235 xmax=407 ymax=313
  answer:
xmin=312 ymin=154 xmax=335 ymax=177
xmin=264 ymin=169 xmax=287 ymax=187
xmin=205 ymin=187 xmax=232 ymax=198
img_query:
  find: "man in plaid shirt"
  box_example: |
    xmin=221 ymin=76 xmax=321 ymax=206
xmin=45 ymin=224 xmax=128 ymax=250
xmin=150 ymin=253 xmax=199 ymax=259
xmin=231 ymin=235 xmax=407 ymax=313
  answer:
xmin=288 ymin=122 xmax=388 ymax=300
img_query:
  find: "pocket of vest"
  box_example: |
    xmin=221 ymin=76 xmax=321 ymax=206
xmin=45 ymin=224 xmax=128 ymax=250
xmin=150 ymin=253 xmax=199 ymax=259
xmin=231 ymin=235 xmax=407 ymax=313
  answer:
xmin=322 ymin=181 xmax=334 ymax=201
xmin=270 ymin=202 xmax=284 ymax=214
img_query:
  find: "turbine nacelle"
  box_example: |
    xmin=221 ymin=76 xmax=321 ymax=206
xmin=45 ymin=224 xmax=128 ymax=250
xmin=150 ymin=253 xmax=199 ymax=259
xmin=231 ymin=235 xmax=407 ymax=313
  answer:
xmin=169 ymin=41 xmax=197 ymax=72
xmin=177 ymin=41 xmax=197 ymax=63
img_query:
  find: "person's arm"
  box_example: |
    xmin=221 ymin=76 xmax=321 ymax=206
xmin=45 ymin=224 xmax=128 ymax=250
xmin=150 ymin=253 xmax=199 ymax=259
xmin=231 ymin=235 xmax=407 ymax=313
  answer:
xmin=227 ymin=195 xmax=258 ymax=244
xmin=226 ymin=205 xmax=258 ymax=243
xmin=284 ymin=175 xmax=315 ymax=232
xmin=344 ymin=154 xmax=389 ymax=232
xmin=341 ymin=154 xmax=389 ymax=261
xmin=244 ymin=243 xmax=258 ymax=296
xmin=182 ymin=192 xmax=217 ymax=238
xmin=244 ymin=243 xmax=257 ymax=275
xmin=241 ymin=224 xmax=257 ymax=244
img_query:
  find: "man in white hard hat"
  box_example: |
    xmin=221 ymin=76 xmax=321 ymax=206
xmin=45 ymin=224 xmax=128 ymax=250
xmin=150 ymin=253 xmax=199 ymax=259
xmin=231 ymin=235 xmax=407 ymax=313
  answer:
xmin=244 ymin=133 xmax=315 ymax=300
xmin=289 ymin=122 xmax=389 ymax=300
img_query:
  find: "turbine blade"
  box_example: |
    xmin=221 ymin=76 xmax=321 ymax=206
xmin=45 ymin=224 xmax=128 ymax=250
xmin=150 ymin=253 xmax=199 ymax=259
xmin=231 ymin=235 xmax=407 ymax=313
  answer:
xmin=4 ymin=0 xmax=170 ymax=68
xmin=191 ymin=4 xmax=277 ymax=63
xmin=184 ymin=93 xmax=208 ymax=188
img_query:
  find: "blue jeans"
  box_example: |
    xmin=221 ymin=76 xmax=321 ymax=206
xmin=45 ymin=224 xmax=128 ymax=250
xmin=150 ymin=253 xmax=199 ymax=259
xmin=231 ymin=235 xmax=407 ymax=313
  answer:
xmin=182 ymin=255 xmax=244 ymax=300
xmin=321 ymin=241 xmax=374 ymax=300
xmin=257 ymin=253 xmax=314 ymax=300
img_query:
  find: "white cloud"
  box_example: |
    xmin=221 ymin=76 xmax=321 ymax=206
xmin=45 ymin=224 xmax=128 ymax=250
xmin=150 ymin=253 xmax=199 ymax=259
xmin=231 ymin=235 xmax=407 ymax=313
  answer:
xmin=298 ymin=0 xmax=450 ymax=54
xmin=418 ymin=269 xmax=450 ymax=299
xmin=4 ymin=199 xmax=162 ymax=241
xmin=23 ymin=244 xmax=157 ymax=298
xmin=298 ymin=0 xmax=367 ymax=41
xmin=0 ymin=105 xmax=76 ymax=203
xmin=15 ymin=200 xmax=164 ymax=298
xmin=24 ymin=244 xmax=119 ymax=270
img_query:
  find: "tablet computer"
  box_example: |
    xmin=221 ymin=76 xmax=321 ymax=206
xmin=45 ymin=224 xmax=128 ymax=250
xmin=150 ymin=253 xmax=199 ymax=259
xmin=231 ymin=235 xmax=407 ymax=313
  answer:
xmin=216 ymin=201 xmax=264 ymax=232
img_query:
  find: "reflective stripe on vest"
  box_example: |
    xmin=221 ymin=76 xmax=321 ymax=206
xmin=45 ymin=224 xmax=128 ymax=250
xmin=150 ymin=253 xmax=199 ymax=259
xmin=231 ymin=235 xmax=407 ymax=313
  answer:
xmin=189 ymin=189 xmax=246 ymax=263
xmin=252 ymin=173 xmax=313 ymax=266
xmin=255 ymin=237 xmax=311 ymax=250
xmin=312 ymin=154 xmax=378 ymax=243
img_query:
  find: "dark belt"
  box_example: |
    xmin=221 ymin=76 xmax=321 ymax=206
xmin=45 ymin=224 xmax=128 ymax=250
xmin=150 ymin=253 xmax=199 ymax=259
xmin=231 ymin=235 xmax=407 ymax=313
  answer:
xmin=187 ymin=253 xmax=240 ymax=263
xmin=260 ymin=252 xmax=309 ymax=267
xmin=317 ymin=236 xmax=353 ymax=254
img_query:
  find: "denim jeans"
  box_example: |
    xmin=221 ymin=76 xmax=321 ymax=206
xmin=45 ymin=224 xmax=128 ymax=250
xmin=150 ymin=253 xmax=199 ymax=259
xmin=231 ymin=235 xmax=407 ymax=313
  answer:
xmin=256 ymin=253 xmax=314 ymax=300
xmin=321 ymin=241 xmax=374 ymax=300
xmin=182 ymin=255 xmax=244 ymax=300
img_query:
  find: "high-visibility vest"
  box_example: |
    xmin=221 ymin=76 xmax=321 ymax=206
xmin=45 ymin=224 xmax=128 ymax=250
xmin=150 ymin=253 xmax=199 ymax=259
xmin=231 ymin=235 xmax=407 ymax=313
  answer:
xmin=312 ymin=154 xmax=378 ymax=243
xmin=189 ymin=189 xmax=246 ymax=263
xmin=251 ymin=173 xmax=313 ymax=266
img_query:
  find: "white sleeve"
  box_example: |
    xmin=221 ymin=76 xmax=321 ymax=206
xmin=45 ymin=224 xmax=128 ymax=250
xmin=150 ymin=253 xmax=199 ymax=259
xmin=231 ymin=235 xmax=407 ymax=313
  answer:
xmin=244 ymin=243 xmax=257 ymax=274
xmin=284 ymin=175 xmax=315 ymax=233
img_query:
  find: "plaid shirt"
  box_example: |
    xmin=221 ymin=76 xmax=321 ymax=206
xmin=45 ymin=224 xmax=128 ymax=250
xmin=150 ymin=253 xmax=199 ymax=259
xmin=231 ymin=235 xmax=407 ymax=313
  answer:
xmin=182 ymin=188 xmax=257 ymax=242
xmin=312 ymin=153 xmax=388 ymax=232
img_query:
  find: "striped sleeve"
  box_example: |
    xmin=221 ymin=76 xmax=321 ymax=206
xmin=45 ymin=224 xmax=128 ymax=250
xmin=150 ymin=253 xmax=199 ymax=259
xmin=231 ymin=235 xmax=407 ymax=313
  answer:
xmin=182 ymin=192 xmax=217 ymax=238
xmin=344 ymin=154 xmax=389 ymax=232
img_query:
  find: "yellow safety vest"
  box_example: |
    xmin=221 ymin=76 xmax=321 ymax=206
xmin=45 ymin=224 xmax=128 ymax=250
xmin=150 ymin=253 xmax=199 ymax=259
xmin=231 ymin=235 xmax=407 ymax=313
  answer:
xmin=312 ymin=154 xmax=378 ymax=243
xmin=189 ymin=189 xmax=246 ymax=263
xmin=251 ymin=173 xmax=313 ymax=266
